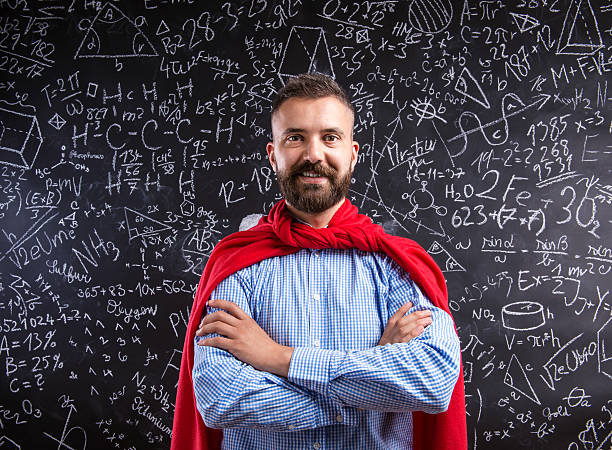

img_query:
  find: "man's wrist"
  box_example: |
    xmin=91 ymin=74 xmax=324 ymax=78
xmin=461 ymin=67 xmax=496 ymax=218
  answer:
xmin=266 ymin=345 xmax=294 ymax=378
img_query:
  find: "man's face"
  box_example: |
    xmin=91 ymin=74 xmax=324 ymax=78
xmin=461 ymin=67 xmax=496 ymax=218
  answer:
xmin=266 ymin=96 xmax=359 ymax=214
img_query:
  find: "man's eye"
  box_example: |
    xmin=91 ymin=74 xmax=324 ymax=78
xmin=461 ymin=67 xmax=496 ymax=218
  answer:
xmin=287 ymin=135 xmax=301 ymax=142
xmin=324 ymin=135 xmax=339 ymax=142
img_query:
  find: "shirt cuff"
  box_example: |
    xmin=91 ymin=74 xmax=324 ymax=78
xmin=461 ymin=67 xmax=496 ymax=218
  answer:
xmin=288 ymin=347 xmax=344 ymax=395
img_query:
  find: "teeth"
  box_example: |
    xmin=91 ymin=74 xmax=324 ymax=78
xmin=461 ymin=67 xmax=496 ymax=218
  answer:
xmin=302 ymin=171 xmax=320 ymax=178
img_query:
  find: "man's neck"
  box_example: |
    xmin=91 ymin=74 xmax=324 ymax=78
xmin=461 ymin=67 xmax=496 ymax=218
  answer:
xmin=285 ymin=198 xmax=345 ymax=229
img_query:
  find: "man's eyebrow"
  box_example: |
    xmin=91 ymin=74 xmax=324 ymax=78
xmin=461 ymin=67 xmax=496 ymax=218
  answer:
xmin=281 ymin=127 xmax=346 ymax=137
xmin=321 ymin=128 xmax=345 ymax=137
xmin=282 ymin=128 xmax=305 ymax=135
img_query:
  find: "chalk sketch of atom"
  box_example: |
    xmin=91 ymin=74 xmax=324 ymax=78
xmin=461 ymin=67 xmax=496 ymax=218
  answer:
xmin=410 ymin=97 xmax=447 ymax=126
xmin=408 ymin=0 xmax=453 ymax=34
xmin=0 ymin=103 xmax=43 ymax=169
xmin=75 ymin=2 xmax=157 ymax=59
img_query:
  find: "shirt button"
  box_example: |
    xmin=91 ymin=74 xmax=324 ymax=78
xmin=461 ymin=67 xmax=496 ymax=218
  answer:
xmin=313 ymin=443 xmax=321 ymax=450
xmin=313 ymin=293 xmax=320 ymax=301
xmin=313 ymin=339 xmax=320 ymax=347
xmin=313 ymin=250 xmax=320 ymax=257
xmin=336 ymin=414 xmax=343 ymax=423
xmin=288 ymin=425 xmax=295 ymax=430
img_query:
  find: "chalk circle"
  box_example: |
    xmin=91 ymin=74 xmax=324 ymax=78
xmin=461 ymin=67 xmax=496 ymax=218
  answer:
xmin=78 ymin=19 xmax=91 ymax=31
xmin=501 ymin=301 xmax=545 ymax=331
xmin=408 ymin=0 xmax=453 ymax=34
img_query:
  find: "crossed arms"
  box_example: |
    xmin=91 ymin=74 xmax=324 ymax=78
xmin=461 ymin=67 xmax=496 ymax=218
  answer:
xmin=192 ymin=267 xmax=460 ymax=431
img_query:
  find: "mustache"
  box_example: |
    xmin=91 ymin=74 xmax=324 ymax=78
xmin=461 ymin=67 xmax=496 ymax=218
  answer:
xmin=289 ymin=161 xmax=336 ymax=178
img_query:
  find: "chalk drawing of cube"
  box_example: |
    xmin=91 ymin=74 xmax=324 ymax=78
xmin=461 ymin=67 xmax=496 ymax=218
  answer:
xmin=0 ymin=106 xmax=43 ymax=169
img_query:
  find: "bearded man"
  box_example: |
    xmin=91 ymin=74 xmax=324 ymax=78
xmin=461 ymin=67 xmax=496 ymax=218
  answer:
xmin=172 ymin=73 xmax=466 ymax=450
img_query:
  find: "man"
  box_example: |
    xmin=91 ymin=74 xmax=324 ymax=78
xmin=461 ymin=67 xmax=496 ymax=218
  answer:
xmin=172 ymin=74 xmax=466 ymax=450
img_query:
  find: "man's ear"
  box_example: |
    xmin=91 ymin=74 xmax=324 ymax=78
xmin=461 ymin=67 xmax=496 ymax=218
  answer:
xmin=350 ymin=141 xmax=359 ymax=171
xmin=266 ymin=142 xmax=277 ymax=173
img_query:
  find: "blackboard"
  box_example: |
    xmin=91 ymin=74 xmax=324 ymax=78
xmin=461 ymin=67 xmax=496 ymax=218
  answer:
xmin=0 ymin=0 xmax=610 ymax=448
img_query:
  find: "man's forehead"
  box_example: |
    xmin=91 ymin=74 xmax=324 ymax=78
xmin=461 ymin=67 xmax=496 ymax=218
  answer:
xmin=271 ymin=96 xmax=354 ymax=131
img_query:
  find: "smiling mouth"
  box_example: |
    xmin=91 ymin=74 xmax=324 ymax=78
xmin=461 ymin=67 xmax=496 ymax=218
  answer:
xmin=301 ymin=171 xmax=324 ymax=178
xmin=298 ymin=171 xmax=327 ymax=183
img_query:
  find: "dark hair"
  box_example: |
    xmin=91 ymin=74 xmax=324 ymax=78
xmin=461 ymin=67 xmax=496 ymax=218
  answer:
xmin=271 ymin=73 xmax=354 ymax=117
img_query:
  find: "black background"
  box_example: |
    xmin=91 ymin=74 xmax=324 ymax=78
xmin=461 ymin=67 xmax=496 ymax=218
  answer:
xmin=0 ymin=0 xmax=610 ymax=448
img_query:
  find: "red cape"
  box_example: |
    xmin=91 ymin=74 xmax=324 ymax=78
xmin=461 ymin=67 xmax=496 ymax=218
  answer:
xmin=171 ymin=199 xmax=466 ymax=450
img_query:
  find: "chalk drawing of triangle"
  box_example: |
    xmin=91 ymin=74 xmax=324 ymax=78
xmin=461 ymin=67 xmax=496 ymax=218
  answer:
xmin=509 ymin=12 xmax=540 ymax=33
xmin=454 ymin=67 xmax=490 ymax=109
xmin=308 ymin=30 xmax=334 ymax=75
xmin=124 ymin=208 xmax=172 ymax=241
xmin=503 ymin=354 xmax=541 ymax=405
xmin=556 ymin=0 xmax=603 ymax=55
xmin=75 ymin=2 xmax=157 ymax=58
xmin=278 ymin=26 xmax=334 ymax=84
xmin=427 ymin=241 xmax=466 ymax=273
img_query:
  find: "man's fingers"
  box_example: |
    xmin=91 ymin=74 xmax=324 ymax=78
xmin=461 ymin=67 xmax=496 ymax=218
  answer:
xmin=417 ymin=317 xmax=433 ymax=328
xmin=200 ymin=310 xmax=239 ymax=328
xmin=208 ymin=299 xmax=249 ymax=319
xmin=198 ymin=321 xmax=236 ymax=338
xmin=390 ymin=302 xmax=412 ymax=322
xmin=414 ymin=313 xmax=433 ymax=323
xmin=198 ymin=336 xmax=232 ymax=350
xmin=402 ymin=310 xmax=432 ymax=322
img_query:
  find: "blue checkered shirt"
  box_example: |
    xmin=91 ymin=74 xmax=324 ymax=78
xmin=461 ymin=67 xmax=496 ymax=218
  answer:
xmin=193 ymin=248 xmax=460 ymax=450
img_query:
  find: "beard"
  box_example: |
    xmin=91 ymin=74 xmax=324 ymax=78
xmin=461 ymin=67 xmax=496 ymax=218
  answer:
xmin=277 ymin=161 xmax=352 ymax=214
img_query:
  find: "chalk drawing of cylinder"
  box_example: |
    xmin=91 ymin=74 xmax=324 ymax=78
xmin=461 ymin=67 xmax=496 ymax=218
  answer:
xmin=0 ymin=106 xmax=43 ymax=169
xmin=501 ymin=301 xmax=545 ymax=331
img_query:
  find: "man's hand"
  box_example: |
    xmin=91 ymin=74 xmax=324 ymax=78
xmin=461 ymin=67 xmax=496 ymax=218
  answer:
xmin=196 ymin=299 xmax=294 ymax=377
xmin=378 ymin=302 xmax=432 ymax=346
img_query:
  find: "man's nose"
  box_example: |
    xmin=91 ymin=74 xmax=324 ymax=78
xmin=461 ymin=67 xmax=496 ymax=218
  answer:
xmin=303 ymin=138 xmax=324 ymax=163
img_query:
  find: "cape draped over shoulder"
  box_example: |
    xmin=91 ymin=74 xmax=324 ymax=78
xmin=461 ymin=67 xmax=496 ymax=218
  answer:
xmin=171 ymin=199 xmax=467 ymax=450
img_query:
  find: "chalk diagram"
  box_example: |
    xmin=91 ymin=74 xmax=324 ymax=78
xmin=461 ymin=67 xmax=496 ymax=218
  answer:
xmin=446 ymin=93 xmax=550 ymax=158
xmin=509 ymin=12 xmax=540 ymax=33
xmin=501 ymin=301 xmax=546 ymax=331
xmin=556 ymin=0 xmax=603 ymax=55
xmin=597 ymin=316 xmax=612 ymax=380
xmin=43 ymin=405 xmax=87 ymax=450
xmin=48 ymin=112 xmax=66 ymax=131
xmin=277 ymin=26 xmax=335 ymax=84
xmin=504 ymin=353 xmax=541 ymax=405
xmin=427 ymin=241 xmax=466 ymax=272
xmin=403 ymin=181 xmax=447 ymax=218
xmin=124 ymin=207 xmax=173 ymax=241
xmin=74 ymin=2 xmax=157 ymax=59
xmin=0 ymin=436 xmax=20 ymax=449
xmin=454 ymin=67 xmax=490 ymax=109
xmin=408 ymin=0 xmax=453 ymax=34
xmin=410 ymin=97 xmax=448 ymax=126
xmin=0 ymin=435 xmax=21 ymax=450
xmin=0 ymin=102 xmax=43 ymax=169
